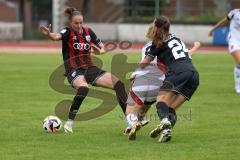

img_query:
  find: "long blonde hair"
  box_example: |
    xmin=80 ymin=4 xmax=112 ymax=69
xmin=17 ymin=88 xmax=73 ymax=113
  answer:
xmin=146 ymin=16 xmax=170 ymax=48
xmin=146 ymin=24 xmax=154 ymax=40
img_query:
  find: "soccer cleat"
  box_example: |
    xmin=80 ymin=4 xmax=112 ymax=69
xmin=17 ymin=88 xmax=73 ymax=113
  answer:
xmin=158 ymin=128 xmax=172 ymax=143
xmin=128 ymin=122 xmax=142 ymax=140
xmin=64 ymin=123 xmax=73 ymax=133
xmin=123 ymin=120 xmax=149 ymax=136
xmin=235 ymin=84 xmax=240 ymax=94
xmin=123 ymin=126 xmax=131 ymax=136
xmin=140 ymin=119 xmax=150 ymax=127
xmin=236 ymin=89 xmax=240 ymax=94
xmin=149 ymin=118 xmax=171 ymax=138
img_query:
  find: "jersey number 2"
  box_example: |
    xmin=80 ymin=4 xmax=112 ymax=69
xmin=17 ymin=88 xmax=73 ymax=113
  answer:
xmin=168 ymin=39 xmax=188 ymax=60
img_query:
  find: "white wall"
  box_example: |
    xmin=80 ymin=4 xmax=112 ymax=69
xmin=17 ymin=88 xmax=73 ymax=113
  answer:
xmin=88 ymin=23 xmax=118 ymax=41
xmin=88 ymin=23 xmax=213 ymax=44
xmin=170 ymin=25 xmax=212 ymax=44
xmin=0 ymin=22 xmax=23 ymax=41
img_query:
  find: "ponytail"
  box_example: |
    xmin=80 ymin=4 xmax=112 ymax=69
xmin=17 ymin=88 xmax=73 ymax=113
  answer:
xmin=64 ymin=6 xmax=82 ymax=20
xmin=152 ymin=16 xmax=170 ymax=48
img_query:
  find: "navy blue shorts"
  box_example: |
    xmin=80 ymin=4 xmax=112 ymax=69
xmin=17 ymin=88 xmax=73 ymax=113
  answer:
xmin=67 ymin=66 xmax=106 ymax=86
xmin=160 ymin=71 xmax=199 ymax=100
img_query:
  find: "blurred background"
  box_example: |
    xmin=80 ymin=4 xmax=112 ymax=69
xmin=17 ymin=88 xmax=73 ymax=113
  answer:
xmin=0 ymin=0 xmax=239 ymax=45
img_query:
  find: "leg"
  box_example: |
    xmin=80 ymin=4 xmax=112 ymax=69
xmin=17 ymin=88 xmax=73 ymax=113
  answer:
xmin=149 ymin=91 xmax=176 ymax=142
xmin=166 ymin=94 xmax=187 ymax=128
xmin=125 ymin=103 xmax=142 ymax=140
xmin=169 ymin=94 xmax=187 ymax=110
xmin=231 ymin=50 xmax=240 ymax=93
xmin=95 ymin=72 xmax=127 ymax=113
xmin=151 ymin=71 xmax=199 ymax=142
xmin=64 ymin=76 xmax=89 ymax=133
xmin=138 ymin=104 xmax=151 ymax=121
xmin=155 ymin=90 xmax=176 ymax=122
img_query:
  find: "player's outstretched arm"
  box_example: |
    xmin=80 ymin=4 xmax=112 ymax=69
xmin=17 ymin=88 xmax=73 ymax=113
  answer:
xmin=189 ymin=41 xmax=201 ymax=56
xmin=208 ymin=17 xmax=228 ymax=37
xmin=138 ymin=55 xmax=153 ymax=68
xmin=39 ymin=24 xmax=62 ymax=41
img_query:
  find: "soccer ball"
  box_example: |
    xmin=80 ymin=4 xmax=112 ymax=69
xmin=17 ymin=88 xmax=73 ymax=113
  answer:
xmin=43 ymin=115 xmax=62 ymax=133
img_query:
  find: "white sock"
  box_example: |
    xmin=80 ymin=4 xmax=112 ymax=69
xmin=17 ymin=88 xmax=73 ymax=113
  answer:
xmin=234 ymin=65 xmax=240 ymax=84
xmin=126 ymin=113 xmax=138 ymax=127
xmin=125 ymin=117 xmax=131 ymax=129
xmin=66 ymin=119 xmax=74 ymax=127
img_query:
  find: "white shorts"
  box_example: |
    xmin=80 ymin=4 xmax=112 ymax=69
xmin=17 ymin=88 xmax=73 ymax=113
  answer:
xmin=228 ymin=37 xmax=240 ymax=53
xmin=127 ymin=65 xmax=165 ymax=106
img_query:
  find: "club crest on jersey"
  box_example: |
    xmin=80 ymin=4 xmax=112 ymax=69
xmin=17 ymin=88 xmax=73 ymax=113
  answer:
xmin=71 ymin=71 xmax=76 ymax=77
xmin=85 ymin=35 xmax=91 ymax=42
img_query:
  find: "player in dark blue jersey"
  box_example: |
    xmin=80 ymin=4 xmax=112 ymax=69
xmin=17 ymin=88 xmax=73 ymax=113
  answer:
xmin=39 ymin=7 xmax=127 ymax=133
xmin=139 ymin=16 xmax=199 ymax=142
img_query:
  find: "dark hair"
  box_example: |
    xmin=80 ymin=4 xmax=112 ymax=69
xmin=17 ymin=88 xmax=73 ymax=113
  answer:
xmin=152 ymin=16 xmax=170 ymax=47
xmin=64 ymin=7 xmax=82 ymax=20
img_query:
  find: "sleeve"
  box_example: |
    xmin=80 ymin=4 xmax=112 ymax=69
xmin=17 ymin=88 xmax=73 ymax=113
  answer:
xmin=88 ymin=28 xmax=101 ymax=46
xmin=146 ymin=47 xmax=161 ymax=58
xmin=60 ymin=28 xmax=70 ymax=41
xmin=227 ymin=9 xmax=236 ymax=21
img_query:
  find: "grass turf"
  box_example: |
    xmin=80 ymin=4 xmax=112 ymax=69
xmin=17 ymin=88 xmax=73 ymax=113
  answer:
xmin=0 ymin=52 xmax=240 ymax=160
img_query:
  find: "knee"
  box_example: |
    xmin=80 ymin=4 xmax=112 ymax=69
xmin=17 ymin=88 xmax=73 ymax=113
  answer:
xmin=232 ymin=51 xmax=240 ymax=65
xmin=156 ymin=96 xmax=170 ymax=105
xmin=114 ymin=80 xmax=125 ymax=90
xmin=73 ymin=82 xmax=88 ymax=90
xmin=76 ymin=86 xmax=89 ymax=96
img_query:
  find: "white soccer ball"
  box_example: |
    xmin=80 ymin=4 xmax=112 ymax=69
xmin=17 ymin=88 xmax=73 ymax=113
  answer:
xmin=43 ymin=115 xmax=62 ymax=133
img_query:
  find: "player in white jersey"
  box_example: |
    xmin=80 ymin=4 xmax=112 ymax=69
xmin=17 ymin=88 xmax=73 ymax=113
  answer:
xmin=209 ymin=9 xmax=240 ymax=93
xmin=125 ymin=26 xmax=201 ymax=140
xmin=125 ymin=42 xmax=165 ymax=140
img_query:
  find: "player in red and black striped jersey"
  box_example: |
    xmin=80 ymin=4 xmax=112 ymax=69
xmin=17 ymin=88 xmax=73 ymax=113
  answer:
xmin=60 ymin=24 xmax=101 ymax=74
xmin=39 ymin=7 xmax=127 ymax=133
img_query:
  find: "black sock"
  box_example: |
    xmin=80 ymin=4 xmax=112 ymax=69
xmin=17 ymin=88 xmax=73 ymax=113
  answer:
xmin=114 ymin=81 xmax=127 ymax=114
xmin=68 ymin=87 xmax=89 ymax=120
xmin=156 ymin=102 xmax=170 ymax=120
xmin=168 ymin=107 xmax=177 ymax=127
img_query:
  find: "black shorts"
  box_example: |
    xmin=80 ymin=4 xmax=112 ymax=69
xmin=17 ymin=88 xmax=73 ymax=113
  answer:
xmin=160 ymin=71 xmax=199 ymax=100
xmin=67 ymin=66 xmax=106 ymax=86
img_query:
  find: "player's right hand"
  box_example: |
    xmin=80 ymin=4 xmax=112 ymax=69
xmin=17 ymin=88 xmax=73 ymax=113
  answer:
xmin=39 ymin=24 xmax=52 ymax=36
xmin=130 ymin=72 xmax=136 ymax=81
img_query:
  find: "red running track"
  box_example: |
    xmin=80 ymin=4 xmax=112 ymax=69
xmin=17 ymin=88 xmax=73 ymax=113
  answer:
xmin=0 ymin=41 xmax=228 ymax=53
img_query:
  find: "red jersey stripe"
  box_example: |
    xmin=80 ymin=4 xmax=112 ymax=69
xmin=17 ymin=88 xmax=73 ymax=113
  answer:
xmin=84 ymin=26 xmax=93 ymax=67
xmin=68 ymin=31 xmax=77 ymax=69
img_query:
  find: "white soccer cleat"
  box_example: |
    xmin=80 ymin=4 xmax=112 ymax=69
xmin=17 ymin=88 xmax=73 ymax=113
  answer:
xmin=149 ymin=118 xmax=171 ymax=138
xmin=158 ymin=128 xmax=172 ymax=143
xmin=235 ymin=83 xmax=240 ymax=94
xmin=236 ymin=89 xmax=240 ymax=94
xmin=64 ymin=123 xmax=73 ymax=133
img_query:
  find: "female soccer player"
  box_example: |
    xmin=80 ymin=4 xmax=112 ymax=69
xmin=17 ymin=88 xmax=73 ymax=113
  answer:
xmin=138 ymin=16 xmax=199 ymax=142
xmin=208 ymin=9 xmax=240 ymax=93
xmin=39 ymin=7 xmax=127 ymax=133
xmin=125 ymin=27 xmax=200 ymax=141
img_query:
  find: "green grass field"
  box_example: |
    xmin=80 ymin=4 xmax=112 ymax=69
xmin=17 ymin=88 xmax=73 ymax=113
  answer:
xmin=0 ymin=52 xmax=240 ymax=160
